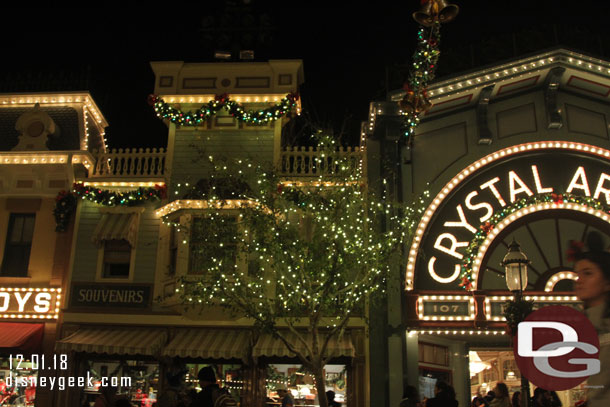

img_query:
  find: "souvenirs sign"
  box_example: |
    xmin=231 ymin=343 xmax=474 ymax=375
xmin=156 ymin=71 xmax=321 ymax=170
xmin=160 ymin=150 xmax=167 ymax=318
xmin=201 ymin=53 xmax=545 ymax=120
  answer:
xmin=70 ymin=283 xmax=151 ymax=309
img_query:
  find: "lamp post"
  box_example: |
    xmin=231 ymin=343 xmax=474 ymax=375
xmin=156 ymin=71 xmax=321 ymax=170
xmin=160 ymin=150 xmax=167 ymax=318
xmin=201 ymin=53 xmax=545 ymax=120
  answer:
xmin=501 ymin=238 xmax=532 ymax=407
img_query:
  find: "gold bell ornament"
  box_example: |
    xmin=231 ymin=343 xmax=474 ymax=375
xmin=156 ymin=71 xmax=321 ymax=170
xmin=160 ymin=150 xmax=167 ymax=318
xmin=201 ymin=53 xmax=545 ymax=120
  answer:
xmin=413 ymin=0 xmax=459 ymax=27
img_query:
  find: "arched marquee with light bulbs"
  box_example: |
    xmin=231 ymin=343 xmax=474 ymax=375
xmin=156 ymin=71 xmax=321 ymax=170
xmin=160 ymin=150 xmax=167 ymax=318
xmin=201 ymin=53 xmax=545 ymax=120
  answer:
xmin=405 ymin=141 xmax=610 ymax=331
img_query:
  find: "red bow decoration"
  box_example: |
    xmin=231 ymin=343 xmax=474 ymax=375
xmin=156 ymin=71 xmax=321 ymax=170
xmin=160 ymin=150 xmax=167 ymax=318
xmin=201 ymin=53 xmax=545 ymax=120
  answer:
xmin=287 ymin=92 xmax=300 ymax=102
xmin=147 ymin=94 xmax=159 ymax=106
xmin=215 ymin=93 xmax=229 ymax=104
xmin=458 ymin=276 xmax=473 ymax=290
xmin=551 ymin=193 xmax=564 ymax=204
xmin=481 ymin=221 xmax=494 ymax=235
xmin=566 ymin=240 xmax=585 ymax=262
xmin=276 ymin=184 xmax=284 ymax=194
xmin=154 ymin=184 xmax=167 ymax=199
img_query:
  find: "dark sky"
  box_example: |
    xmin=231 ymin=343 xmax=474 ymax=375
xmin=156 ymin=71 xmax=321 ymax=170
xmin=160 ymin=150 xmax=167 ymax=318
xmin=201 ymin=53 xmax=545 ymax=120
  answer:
xmin=1 ymin=2 xmax=609 ymax=148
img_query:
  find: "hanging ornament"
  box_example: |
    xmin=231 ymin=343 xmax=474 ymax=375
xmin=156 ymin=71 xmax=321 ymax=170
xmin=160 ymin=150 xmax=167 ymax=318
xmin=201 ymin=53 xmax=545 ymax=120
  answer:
xmin=413 ymin=0 xmax=459 ymax=27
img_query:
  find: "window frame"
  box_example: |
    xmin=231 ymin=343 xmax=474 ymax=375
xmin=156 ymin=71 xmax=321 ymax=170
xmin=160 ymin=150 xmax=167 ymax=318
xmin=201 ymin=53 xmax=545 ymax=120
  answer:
xmin=0 ymin=213 xmax=36 ymax=277
xmin=94 ymin=207 xmax=142 ymax=283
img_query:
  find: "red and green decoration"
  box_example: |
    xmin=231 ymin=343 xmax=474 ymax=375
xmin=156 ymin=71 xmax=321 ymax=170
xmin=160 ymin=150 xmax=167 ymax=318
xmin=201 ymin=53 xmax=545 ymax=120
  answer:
xmin=400 ymin=0 xmax=459 ymax=145
xmin=458 ymin=192 xmax=610 ymax=290
xmin=54 ymin=183 xmax=167 ymax=232
xmin=148 ymin=92 xmax=299 ymax=126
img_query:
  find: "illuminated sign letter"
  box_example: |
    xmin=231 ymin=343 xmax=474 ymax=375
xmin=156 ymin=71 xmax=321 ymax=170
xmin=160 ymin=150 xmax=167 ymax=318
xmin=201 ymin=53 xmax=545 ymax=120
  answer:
xmin=434 ymin=233 xmax=468 ymax=259
xmin=567 ymin=166 xmax=591 ymax=196
xmin=14 ymin=292 xmax=32 ymax=312
xmin=428 ymin=257 xmax=461 ymax=283
xmin=531 ymin=165 xmax=553 ymax=194
xmin=0 ymin=292 xmax=9 ymax=312
xmin=443 ymin=204 xmax=477 ymax=233
xmin=480 ymin=177 xmax=507 ymax=207
xmin=508 ymin=171 xmax=534 ymax=203
xmin=34 ymin=293 xmax=52 ymax=313
xmin=594 ymin=173 xmax=610 ymax=205
xmin=465 ymin=191 xmax=494 ymax=223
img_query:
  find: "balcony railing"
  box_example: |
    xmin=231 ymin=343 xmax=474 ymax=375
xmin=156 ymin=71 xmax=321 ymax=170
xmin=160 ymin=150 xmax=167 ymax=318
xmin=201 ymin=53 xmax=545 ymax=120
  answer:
xmin=279 ymin=146 xmax=365 ymax=177
xmin=90 ymin=148 xmax=166 ymax=178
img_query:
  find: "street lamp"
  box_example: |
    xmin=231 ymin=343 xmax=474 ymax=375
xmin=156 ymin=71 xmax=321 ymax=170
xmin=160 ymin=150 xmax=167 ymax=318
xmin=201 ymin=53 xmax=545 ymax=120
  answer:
xmin=501 ymin=238 xmax=532 ymax=407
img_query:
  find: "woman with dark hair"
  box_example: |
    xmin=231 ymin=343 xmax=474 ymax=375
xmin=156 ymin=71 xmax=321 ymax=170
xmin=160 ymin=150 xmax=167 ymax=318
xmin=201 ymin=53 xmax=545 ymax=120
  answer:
xmin=511 ymin=391 xmax=520 ymax=407
xmin=532 ymin=388 xmax=551 ymax=407
xmin=424 ymin=381 xmax=458 ymax=407
xmin=571 ymin=232 xmax=610 ymax=406
xmin=489 ymin=383 xmax=510 ymax=407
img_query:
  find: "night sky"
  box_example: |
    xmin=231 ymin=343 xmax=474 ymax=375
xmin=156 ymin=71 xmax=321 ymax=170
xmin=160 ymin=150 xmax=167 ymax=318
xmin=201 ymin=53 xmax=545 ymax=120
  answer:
xmin=1 ymin=2 xmax=608 ymax=148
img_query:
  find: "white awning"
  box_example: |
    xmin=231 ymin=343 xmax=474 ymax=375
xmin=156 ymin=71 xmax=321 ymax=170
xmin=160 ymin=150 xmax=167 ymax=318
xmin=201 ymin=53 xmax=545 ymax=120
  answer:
xmin=162 ymin=329 xmax=252 ymax=361
xmin=253 ymin=331 xmax=354 ymax=358
xmin=92 ymin=213 xmax=139 ymax=247
xmin=56 ymin=328 xmax=166 ymax=356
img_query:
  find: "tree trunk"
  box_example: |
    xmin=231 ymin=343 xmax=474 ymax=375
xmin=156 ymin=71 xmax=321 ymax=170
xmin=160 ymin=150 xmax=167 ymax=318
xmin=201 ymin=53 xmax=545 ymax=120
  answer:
xmin=312 ymin=362 xmax=328 ymax=407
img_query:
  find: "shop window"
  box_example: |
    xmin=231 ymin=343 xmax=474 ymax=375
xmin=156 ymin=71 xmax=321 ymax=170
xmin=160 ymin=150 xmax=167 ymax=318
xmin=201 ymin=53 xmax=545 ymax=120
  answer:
xmin=183 ymin=363 xmax=244 ymax=403
xmin=169 ymin=226 xmax=179 ymax=276
xmin=502 ymin=359 xmax=520 ymax=380
xmin=102 ymin=239 xmax=132 ymax=278
xmin=81 ymin=359 xmax=159 ymax=406
xmin=418 ymin=342 xmax=449 ymax=367
xmin=266 ymin=364 xmax=347 ymax=406
xmin=189 ymin=216 xmax=238 ymax=275
xmin=1 ymin=213 xmax=35 ymax=277
xmin=0 ymin=356 xmax=38 ymax=405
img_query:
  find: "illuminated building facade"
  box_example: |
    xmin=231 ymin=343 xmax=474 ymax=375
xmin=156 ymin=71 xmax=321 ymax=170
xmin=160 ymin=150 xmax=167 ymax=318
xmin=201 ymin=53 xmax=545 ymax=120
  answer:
xmin=366 ymin=48 xmax=610 ymax=407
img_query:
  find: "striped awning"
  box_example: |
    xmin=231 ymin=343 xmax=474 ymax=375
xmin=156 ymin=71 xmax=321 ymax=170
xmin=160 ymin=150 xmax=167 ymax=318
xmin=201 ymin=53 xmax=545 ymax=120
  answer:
xmin=92 ymin=213 xmax=139 ymax=247
xmin=0 ymin=323 xmax=43 ymax=354
xmin=253 ymin=331 xmax=355 ymax=358
xmin=162 ymin=329 xmax=252 ymax=361
xmin=56 ymin=328 xmax=166 ymax=356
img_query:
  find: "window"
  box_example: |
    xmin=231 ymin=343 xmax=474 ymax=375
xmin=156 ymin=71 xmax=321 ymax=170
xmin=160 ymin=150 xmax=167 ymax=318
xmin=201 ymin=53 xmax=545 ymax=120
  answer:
xmin=103 ymin=239 xmax=132 ymax=278
xmin=189 ymin=216 xmax=238 ymax=275
xmin=1 ymin=213 xmax=35 ymax=277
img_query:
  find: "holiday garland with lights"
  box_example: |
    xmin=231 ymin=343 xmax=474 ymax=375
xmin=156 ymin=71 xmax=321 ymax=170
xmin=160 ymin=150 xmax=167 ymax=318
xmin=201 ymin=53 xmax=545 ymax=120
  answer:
xmin=400 ymin=24 xmax=441 ymax=143
xmin=458 ymin=192 xmax=609 ymax=290
xmin=148 ymin=93 xmax=299 ymax=126
xmin=54 ymin=183 xmax=167 ymax=231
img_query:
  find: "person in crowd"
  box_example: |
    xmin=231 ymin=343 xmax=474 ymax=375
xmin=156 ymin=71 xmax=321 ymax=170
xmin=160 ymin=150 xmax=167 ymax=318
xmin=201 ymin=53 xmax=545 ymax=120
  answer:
xmin=570 ymin=232 xmax=610 ymax=406
xmin=423 ymin=381 xmax=458 ymax=407
xmin=94 ymin=386 xmax=118 ymax=407
xmin=548 ymin=391 xmax=561 ymax=407
xmin=190 ymin=367 xmax=220 ymax=407
xmin=532 ymin=388 xmax=551 ymax=407
xmin=399 ymin=385 xmax=421 ymax=407
xmin=326 ymin=390 xmax=341 ymax=407
xmin=114 ymin=399 xmax=133 ymax=407
xmin=158 ymin=372 xmax=188 ymax=407
xmin=275 ymin=384 xmax=294 ymax=407
xmin=484 ymin=391 xmax=496 ymax=405
xmin=472 ymin=396 xmax=487 ymax=407
xmin=489 ymin=383 xmax=510 ymax=407
xmin=511 ymin=391 xmax=520 ymax=407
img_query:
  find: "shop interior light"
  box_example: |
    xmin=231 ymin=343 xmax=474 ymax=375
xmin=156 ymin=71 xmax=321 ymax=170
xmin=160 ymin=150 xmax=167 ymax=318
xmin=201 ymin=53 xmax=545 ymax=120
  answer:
xmin=469 ymin=351 xmax=491 ymax=377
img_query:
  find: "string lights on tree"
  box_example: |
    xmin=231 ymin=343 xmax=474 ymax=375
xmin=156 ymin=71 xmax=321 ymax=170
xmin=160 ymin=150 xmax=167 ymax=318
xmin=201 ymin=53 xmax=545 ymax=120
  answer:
xmin=164 ymin=134 xmax=427 ymax=407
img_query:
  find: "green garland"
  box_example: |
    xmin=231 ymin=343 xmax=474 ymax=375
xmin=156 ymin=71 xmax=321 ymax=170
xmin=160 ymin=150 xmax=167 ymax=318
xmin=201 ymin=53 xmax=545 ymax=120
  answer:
xmin=148 ymin=92 xmax=299 ymax=126
xmin=400 ymin=24 xmax=441 ymax=144
xmin=458 ymin=192 xmax=609 ymax=290
xmin=53 ymin=183 xmax=167 ymax=231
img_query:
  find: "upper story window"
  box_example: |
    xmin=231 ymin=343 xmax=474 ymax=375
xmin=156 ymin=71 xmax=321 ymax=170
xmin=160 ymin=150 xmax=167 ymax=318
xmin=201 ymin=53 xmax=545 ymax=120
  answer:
xmin=1 ymin=213 xmax=35 ymax=277
xmin=92 ymin=210 xmax=141 ymax=281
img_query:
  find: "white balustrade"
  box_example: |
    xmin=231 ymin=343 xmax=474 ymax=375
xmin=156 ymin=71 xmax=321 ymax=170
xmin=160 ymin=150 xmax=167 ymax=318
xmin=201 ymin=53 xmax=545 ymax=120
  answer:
xmin=279 ymin=146 xmax=365 ymax=177
xmin=91 ymin=148 xmax=166 ymax=177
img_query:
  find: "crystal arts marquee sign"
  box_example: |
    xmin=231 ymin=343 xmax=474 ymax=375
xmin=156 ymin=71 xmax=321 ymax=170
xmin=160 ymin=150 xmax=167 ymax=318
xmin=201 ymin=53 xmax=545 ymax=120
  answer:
xmin=407 ymin=142 xmax=610 ymax=290
xmin=0 ymin=287 xmax=61 ymax=319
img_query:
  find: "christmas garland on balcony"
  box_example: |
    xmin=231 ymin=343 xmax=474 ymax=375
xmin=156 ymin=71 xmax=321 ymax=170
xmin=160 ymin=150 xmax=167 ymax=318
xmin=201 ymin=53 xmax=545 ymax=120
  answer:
xmin=54 ymin=183 xmax=167 ymax=232
xmin=148 ymin=92 xmax=299 ymax=126
xmin=458 ymin=192 xmax=609 ymax=290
